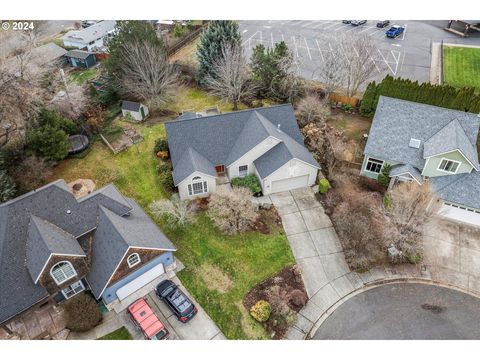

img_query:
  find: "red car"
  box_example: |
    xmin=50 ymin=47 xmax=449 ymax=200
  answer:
xmin=128 ymin=298 xmax=169 ymax=340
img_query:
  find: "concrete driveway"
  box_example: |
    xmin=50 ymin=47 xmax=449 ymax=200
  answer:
xmin=423 ymin=218 xmax=480 ymax=295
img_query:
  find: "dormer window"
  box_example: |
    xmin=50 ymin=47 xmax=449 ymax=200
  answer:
xmin=50 ymin=261 xmax=76 ymax=285
xmin=438 ymin=158 xmax=460 ymax=174
xmin=127 ymin=253 xmax=141 ymax=268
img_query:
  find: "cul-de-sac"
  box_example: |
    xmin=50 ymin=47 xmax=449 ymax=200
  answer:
xmin=1 ymin=19 xmax=480 ymax=340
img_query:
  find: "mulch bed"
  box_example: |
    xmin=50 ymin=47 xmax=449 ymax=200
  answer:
xmin=253 ymin=207 xmax=283 ymax=234
xmin=243 ymin=265 xmax=308 ymax=339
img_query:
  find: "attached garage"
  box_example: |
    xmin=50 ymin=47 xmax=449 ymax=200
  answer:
xmin=271 ymin=175 xmax=309 ymax=193
xmin=116 ymin=263 xmax=165 ymax=301
xmin=439 ymin=202 xmax=480 ymax=228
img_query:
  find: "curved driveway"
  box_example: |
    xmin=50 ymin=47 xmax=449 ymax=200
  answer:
xmin=313 ymin=283 xmax=480 ymax=340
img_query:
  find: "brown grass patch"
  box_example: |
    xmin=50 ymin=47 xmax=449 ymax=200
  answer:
xmin=196 ymin=263 xmax=233 ymax=294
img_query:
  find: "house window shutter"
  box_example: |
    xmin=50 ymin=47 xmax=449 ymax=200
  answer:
xmin=188 ymin=184 xmax=192 ymax=196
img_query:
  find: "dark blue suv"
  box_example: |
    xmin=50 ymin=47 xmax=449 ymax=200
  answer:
xmin=156 ymin=280 xmax=197 ymax=323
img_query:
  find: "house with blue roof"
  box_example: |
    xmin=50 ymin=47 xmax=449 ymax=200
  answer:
xmin=361 ymin=96 xmax=480 ymax=227
xmin=165 ymin=104 xmax=321 ymax=200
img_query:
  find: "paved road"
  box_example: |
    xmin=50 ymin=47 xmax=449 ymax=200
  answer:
xmin=239 ymin=20 xmax=480 ymax=87
xmin=313 ymin=282 xmax=480 ymax=339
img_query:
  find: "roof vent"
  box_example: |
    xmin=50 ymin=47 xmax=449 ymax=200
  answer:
xmin=277 ymin=124 xmax=282 ymax=132
xmin=409 ymin=138 xmax=421 ymax=149
xmin=66 ymin=210 xmax=72 ymax=215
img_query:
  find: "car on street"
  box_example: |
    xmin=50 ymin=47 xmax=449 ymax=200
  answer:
xmin=386 ymin=25 xmax=405 ymax=38
xmin=376 ymin=20 xmax=390 ymax=28
xmin=128 ymin=298 xmax=170 ymax=340
xmin=156 ymin=280 xmax=198 ymax=323
xmin=342 ymin=20 xmax=351 ymax=24
xmin=351 ymin=20 xmax=367 ymax=26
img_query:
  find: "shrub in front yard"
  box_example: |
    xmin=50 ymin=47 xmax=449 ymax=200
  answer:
xmin=158 ymin=168 xmax=175 ymax=193
xmin=64 ymin=292 xmax=103 ymax=332
xmin=377 ymin=163 xmax=391 ymax=188
xmin=250 ymin=300 xmax=272 ymax=322
xmin=231 ymin=175 xmax=262 ymax=195
xmin=157 ymin=162 xmax=172 ymax=173
xmin=318 ymin=178 xmax=330 ymax=194
xmin=154 ymin=138 xmax=169 ymax=153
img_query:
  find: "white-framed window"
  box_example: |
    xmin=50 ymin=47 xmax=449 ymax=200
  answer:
xmin=365 ymin=157 xmax=384 ymax=173
xmin=239 ymin=165 xmax=248 ymax=177
xmin=127 ymin=253 xmax=141 ymax=268
xmin=50 ymin=261 xmax=77 ymax=285
xmin=438 ymin=158 xmax=461 ymax=174
xmin=188 ymin=176 xmax=208 ymax=196
xmin=61 ymin=280 xmax=85 ymax=299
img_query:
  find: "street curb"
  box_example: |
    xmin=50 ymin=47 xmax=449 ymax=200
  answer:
xmin=307 ymin=277 xmax=480 ymax=339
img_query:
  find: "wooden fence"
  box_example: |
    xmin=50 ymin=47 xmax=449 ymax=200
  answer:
xmin=329 ymin=92 xmax=360 ymax=107
xmin=166 ymin=21 xmax=209 ymax=57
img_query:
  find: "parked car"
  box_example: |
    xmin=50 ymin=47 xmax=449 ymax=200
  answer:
xmin=351 ymin=20 xmax=367 ymax=26
xmin=386 ymin=25 xmax=405 ymax=38
xmin=376 ymin=20 xmax=390 ymax=28
xmin=342 ymin=20 xmax=351 ymax=24
xmin=156 ymin=280 xmax=197 ymax=323
xmin=128 ymin=298 xmax=170 ymax=340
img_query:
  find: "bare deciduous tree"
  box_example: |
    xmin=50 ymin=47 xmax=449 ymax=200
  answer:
xmin=314 ymin=40 xmax=345 ymax=99
xmin=295 ymin=93 xmax=331 ymax=128
xmin=204 ymin=45 xmax=256 ymax=110
xmin=116 ymin=40 xmax=178 ymax=112
xmin=208 ymin=187 xmax=258 ymax=235
xmin=19 ymin=21 xmax=48 ymax=47
xmin=150 ymin=194 xmax=194 ymax=227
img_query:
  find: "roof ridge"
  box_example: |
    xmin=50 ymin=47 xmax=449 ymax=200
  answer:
xmin=0 ymin=179 xmax=71 ymax=208
xmin=98 ymin=205 xmax=130 ymax=246
xmin=30 ymin=215 xmax=76 ymax=244
xmin=380 ymin=96 xmax=480 ymax=117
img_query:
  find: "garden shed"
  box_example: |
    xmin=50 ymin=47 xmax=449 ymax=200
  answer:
xmin=65 ymin=50 xmax=97 ymax=68
xmin=121 ymin=101 xmax=149 ymax=122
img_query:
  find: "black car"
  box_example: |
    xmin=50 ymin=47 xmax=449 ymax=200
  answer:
xmin=376 ymin=20 xmax=390 ymax=28
xmin=351 ymin=20 xmax=367 ymax=26
xmin=156 ymin=280 xmax=197 ymax=323
xmin=342 ymin=20 xmax=351 ymax=24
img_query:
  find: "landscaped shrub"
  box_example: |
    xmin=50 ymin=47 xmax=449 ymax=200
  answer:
xmin=157 ymin=162 xmax=172 ymax=173
xmin=250 ymin=300 xmax=272 ymax=322
xmin=318 ymin=178 xmax=331 ymax=194
xmin=377 ymin=163 xmax=391 ymax=188
xmin=63 ymin=292 xmax=103 ymax=332
xmin=288 ymin=289 xmax=308 ymax=308
xmin=231 ymin=175 xmax=262 ymax=195
xmin=154 ymin=138 xmax=169 ymax=153
xmin=158 ymin=168 xmax=175 ymax=193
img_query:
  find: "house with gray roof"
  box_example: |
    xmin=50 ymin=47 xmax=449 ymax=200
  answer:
xmin=165 ymin=104 xmax=320 ymax=200
xmin=0 ymin=180 xmax=176 ymax=326
xmin=361 ymin=96 xmax=480 ymax=226
xmin=61 ymin=20 xmax=116 ymax=52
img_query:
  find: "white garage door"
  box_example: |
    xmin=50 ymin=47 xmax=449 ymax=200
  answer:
xmin=271 ymin=175 xmax=309 ymax=193
xmin=439 ymin=203 xmax=480 ymax=228
xmin=116 ymin=263 xmax=165 ymax=301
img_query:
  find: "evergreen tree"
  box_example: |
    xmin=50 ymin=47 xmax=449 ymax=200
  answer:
xmin=359 ymin=81 xmax=377 ymax=116
xmin=0 ymin=170 xmax=16 ymax=203
xmin=196 ymin=20 xmax=241 ymax=85
xmin=378 ymin=163 xmax=391 ymax=188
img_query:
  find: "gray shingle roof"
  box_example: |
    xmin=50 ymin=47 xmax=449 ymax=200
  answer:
xmin=26 ymin=216 xmax=85 ymax=283
xmin=0 ymin=179 xmax=171 ymax=324
xmin=430 ymin=172 xmax=480 ymax=210
xmin=87 ymin=201 xmax=176 ymax=298
xmin=122 ymin=100 xmax=141 ymax=112
xmin=177 ymin=112 xmax=202 ymax=121
xmin=65 ymin=49 xmax=93 ymax=60
xmin=173 ymin=147 xmax=216 ymax=185
xmin=61 ymin=20 xmax=116 ymax=45
xmin=390 ymin=164 xmax=423 ymax=184
xmin=364 ymin=97 xmax=480 ymax=170
xmin=166 ymin=104 xmax=319 ymax=184
xmin=254 ymin=142 xmax=292 ymax=179
xmin=30 ymin=43 xmax=67 ymax=65
xmin=423 ymin=119 xmax=479 ymax=170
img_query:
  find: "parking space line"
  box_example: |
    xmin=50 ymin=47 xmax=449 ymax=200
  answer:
xmin=359 ymin=26 xmax=376 ymax=34
xmin=304 ymin=37 xmax=312 ymax=60
xmin=333 ymin=24 xmax=350 ymax=31
xmin=399 ymin=23 xmax=408 ymax=40
xmin=271 ymin=32 xmax=274 ymax=48
xmin=377 ymin=48 xmax=396 ymax=75
xmin=323 ymin=22 xmax=341 ymax=30
xmin=345 ymin=25 xmax=361 ymax=33
xmin=292 ymin=36 xmax=299 ymax=58
xmin=315 ymin=39 xmax=325 ymax=61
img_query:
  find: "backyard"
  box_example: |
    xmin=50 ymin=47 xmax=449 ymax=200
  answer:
xmin=48 ymin=87 xmax=294 ymax=339
xmin=443 ymin=45 xmax=480 ymax=89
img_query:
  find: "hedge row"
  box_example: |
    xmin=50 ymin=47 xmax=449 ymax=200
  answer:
xmin=360 ymin=75 xmax=480 ymax=117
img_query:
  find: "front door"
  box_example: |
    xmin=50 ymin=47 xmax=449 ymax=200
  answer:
xmin=215 ymin=165 xmax=225 ymax=175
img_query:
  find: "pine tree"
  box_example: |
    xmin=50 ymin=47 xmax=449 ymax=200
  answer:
xmin=196 ymin=20 xmax=241 ymax=85
xmin=359 ymin=81 xmax=377 ymax=116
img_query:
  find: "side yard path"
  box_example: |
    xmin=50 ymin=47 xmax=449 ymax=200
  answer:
xmin=262 ymin=188 xmax=431 ymax=339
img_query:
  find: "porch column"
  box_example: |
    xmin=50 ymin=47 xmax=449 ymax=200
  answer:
xmin=387 ymin=176 xmax=396 ymax=192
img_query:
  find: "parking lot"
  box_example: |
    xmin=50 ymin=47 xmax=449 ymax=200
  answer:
xmin=239 ymin=20 xmax=480 ymax=87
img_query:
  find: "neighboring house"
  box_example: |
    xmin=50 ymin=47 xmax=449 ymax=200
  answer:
xmin=165 ymin=104 xmax=320 ymax=200
xmin=361 ymin=96 xmax=480 ymax=226
xmin=0 ymin=180 xmax=177 ymax=326
xmin=122 ymin=101 xmax=149 ymax=121
xmin=64 ymin=50 xmax=97 ymax=68
xmin=29 ymin=42 xmax=67 ymax=68
xmin=61 ymin=20 xmax=116 ymax=51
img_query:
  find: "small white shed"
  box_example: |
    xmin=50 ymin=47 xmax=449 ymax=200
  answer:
xmin=121 ymin=101 xmax=149 ymax=122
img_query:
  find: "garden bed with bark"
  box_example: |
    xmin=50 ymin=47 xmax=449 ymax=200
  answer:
xmin=243 ymin=265 xmax=308 ymax=339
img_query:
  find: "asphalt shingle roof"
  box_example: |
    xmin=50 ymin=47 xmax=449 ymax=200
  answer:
xmin=0 ymin=179 xmax=174 ymax=324
xmin=87 ymin=201 xmax=176 ymax=298
xmin=254 ymin=142 xmax=292 ymax=179
xmin=121 ymin=100 xmax=141 ymax=112
xmin=390 ymin=164 xmax=423 ymax=184
xmin=26 ymin=216 xmax=85 ymax=283
xmin=64 ymin=49 xmax=92 ymax=60
xmin=166 ymin=104 xmax=319 ymax=184
xmin=364 ymin=97 xmax=480 ymax=170
xmin=61 ymin=20 xmax=116 ymax=45
xmin=172 ymin=147 xmax=216 ymax=185
xmin=431 ymin=172 xmax=480 ymax=210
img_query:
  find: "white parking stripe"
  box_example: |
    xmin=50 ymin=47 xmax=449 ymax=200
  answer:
xmin=304 ymin=37 xmax=312 ymax=60
xmin=399 ymin=23 xmax=408 ymax=40
xmin=323 ymin=22 xmax=341 ymax=30
xmin=271 ymin=32 xmax=274 ymax=48
xmin=358 ymin=26 xmax=376 ymax=34
xmin=333 ymin=24 xmax=350 ymax=31
xmin=315 ymin=39 xmax=325 ymax=61
xmin=377 ymin=49 xmax=396 ymax=75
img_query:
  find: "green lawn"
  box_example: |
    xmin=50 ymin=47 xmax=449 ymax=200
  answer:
xmin=49 ymin=87 xmax=293 ymax=339
xmin=69 ymin=67 xmax=98 ymax=85
xmin=98 ymin=327 xmax=132 ymax=340
xmin=444 ymin=46 xmax=480 ymax=89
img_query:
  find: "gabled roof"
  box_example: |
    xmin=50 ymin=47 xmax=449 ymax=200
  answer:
xmin=122 ymin=100 xmax=142 ymax=112
xmin=254 ymin=142 xmax=293 ymax=179
xmin=30 ymin=43 xmax=67 ymax=65
xmin=390 ymin=164 xmax=423 ymax=184
xmin=423 ymin=119 xmax=479 ymax=170
xmin=65 ymin=49 xmax=93 ymax=60
xmin=173 ymin=147 xmax=216 ymax=185
xmin=87 ymin=201 xmax=176 ymax=299
xmin=61 ymin=20 xmax=116 ymax=45
xmin=166 ymin=104 xmax=319 ymax=184
xmin=430 ymin=171 xmax=480 ymax=210
xmin=26 ymin=216 xmax=85 ymax=283
xmin=364 ymin=97 xmax=480 ymax=169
